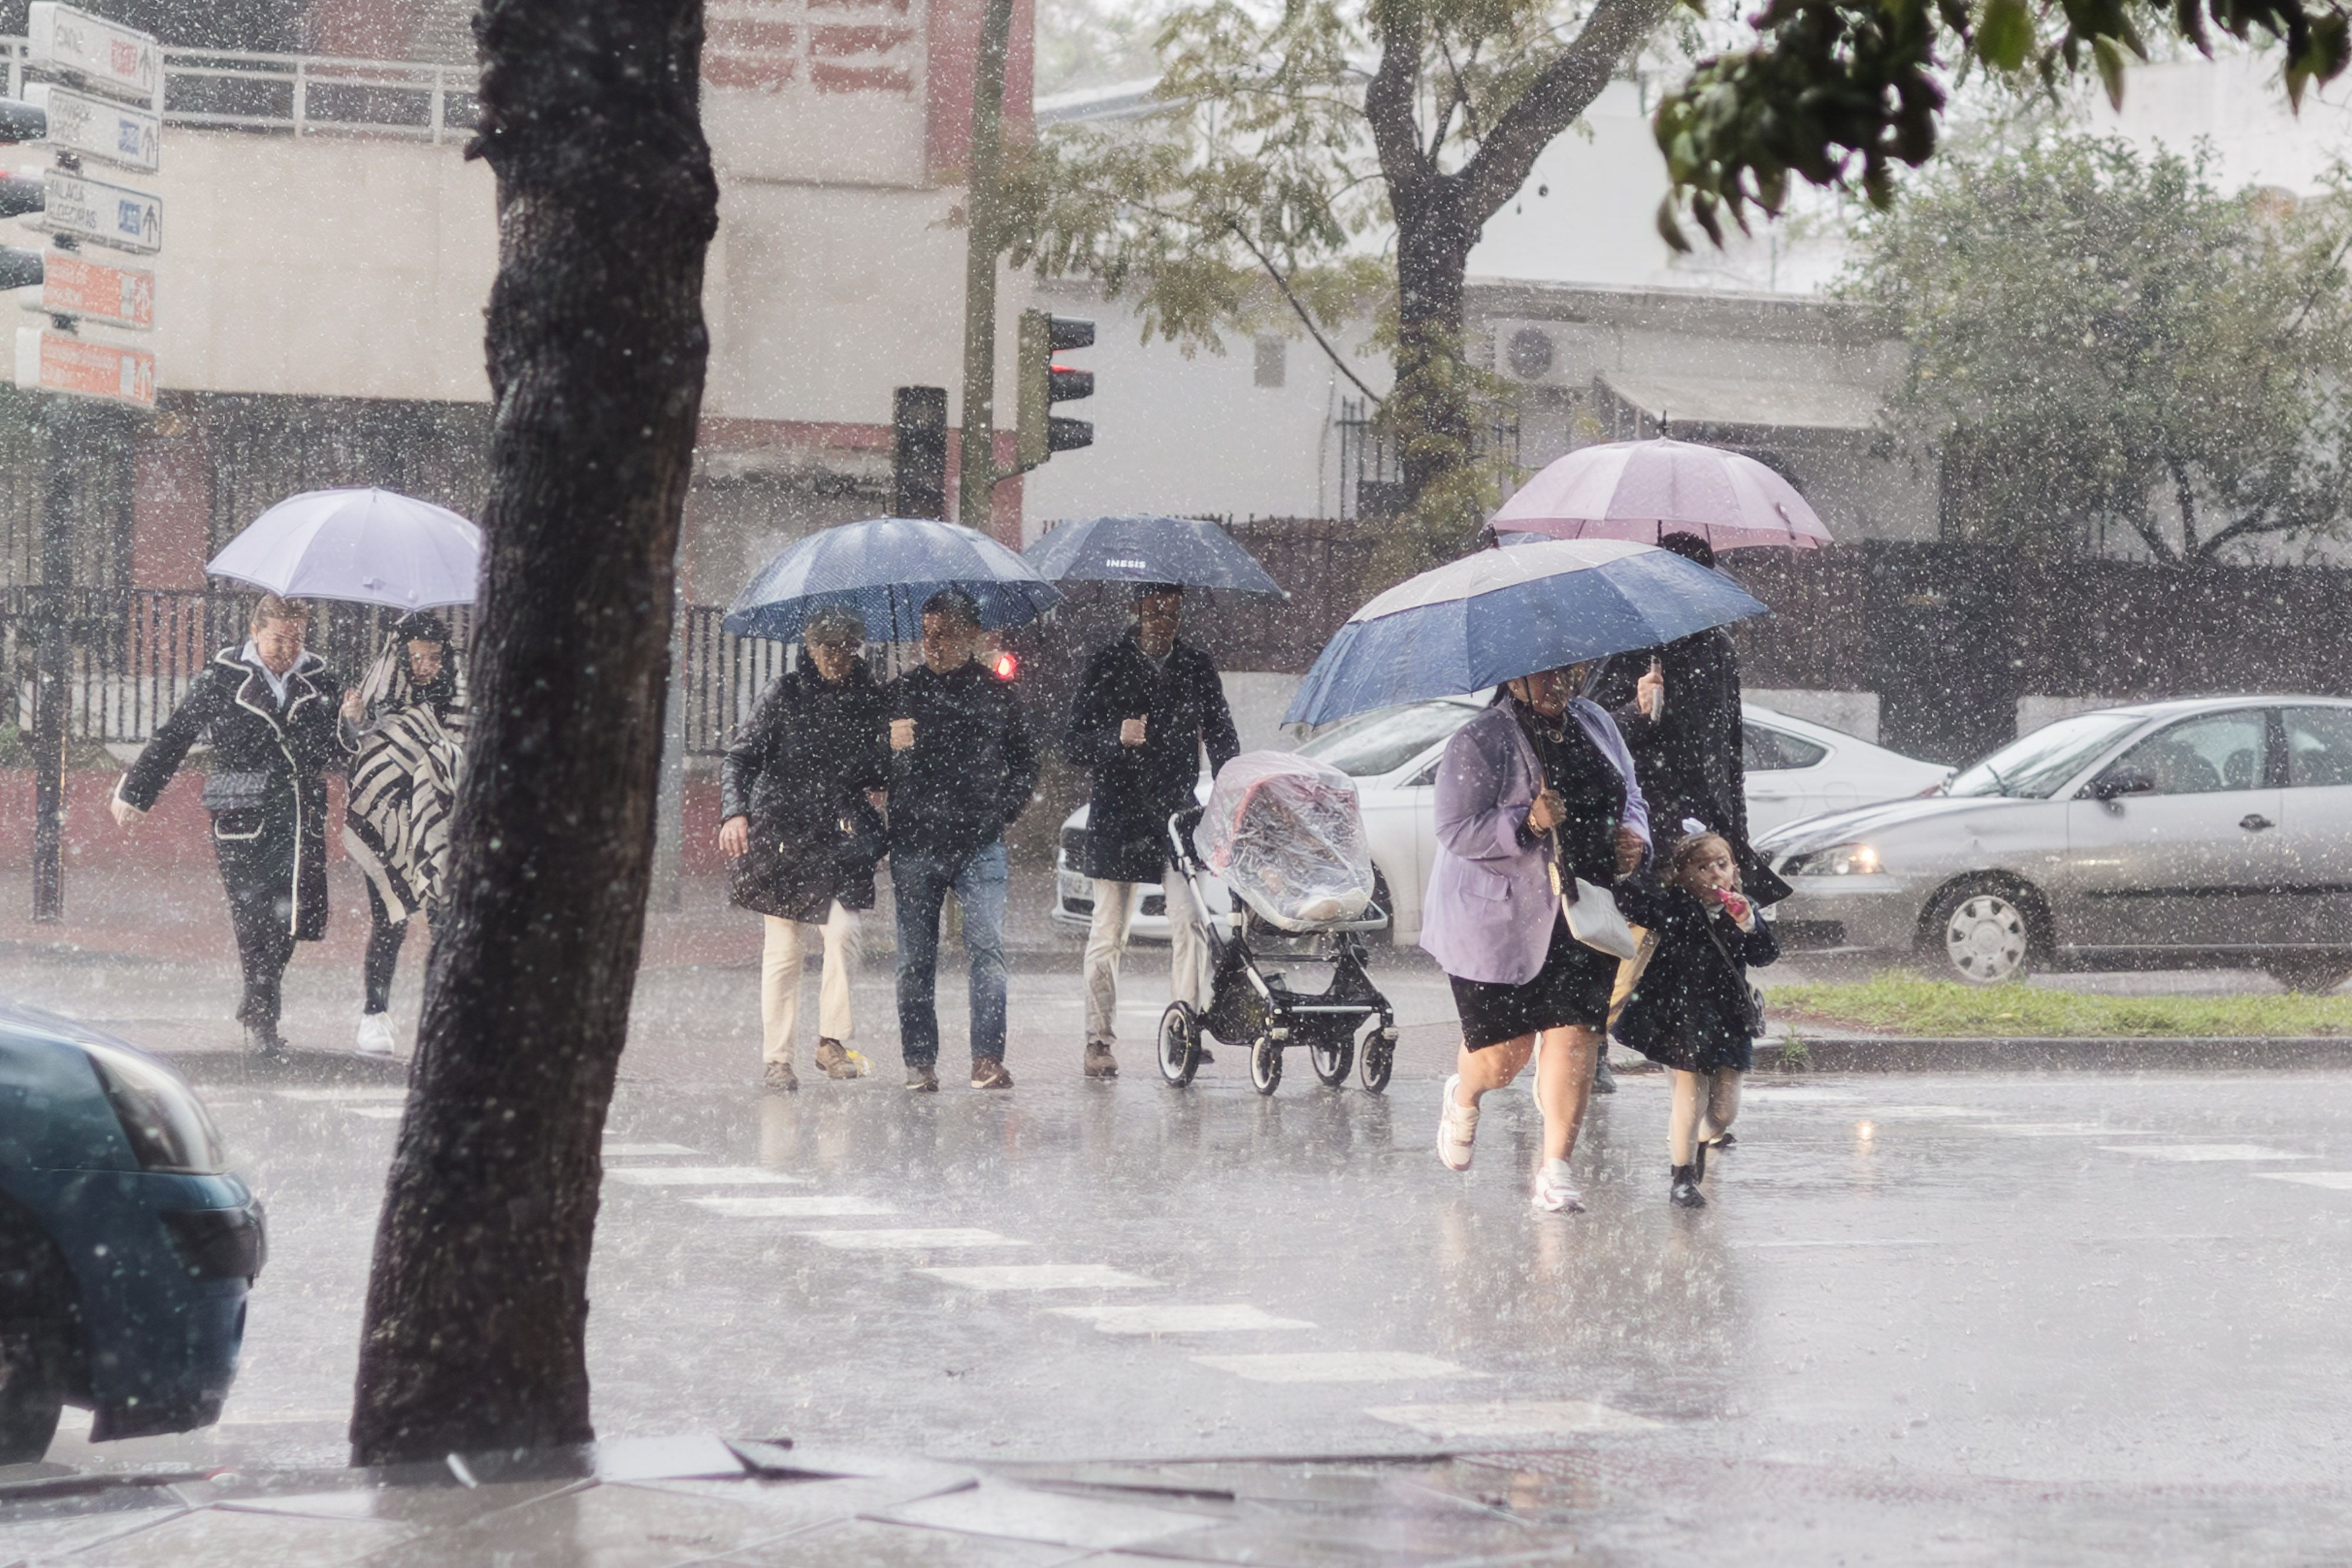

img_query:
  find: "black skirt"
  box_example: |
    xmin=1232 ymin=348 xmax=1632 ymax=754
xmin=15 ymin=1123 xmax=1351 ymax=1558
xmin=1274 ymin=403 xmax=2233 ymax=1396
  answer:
xmin=1449 ymin=917 xmax=1618 ymax=1048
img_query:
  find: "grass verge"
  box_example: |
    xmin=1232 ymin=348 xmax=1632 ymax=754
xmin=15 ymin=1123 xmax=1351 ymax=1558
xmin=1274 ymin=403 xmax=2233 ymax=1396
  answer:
xmin=1765 ymin=974 xmax=2352 ymax=1038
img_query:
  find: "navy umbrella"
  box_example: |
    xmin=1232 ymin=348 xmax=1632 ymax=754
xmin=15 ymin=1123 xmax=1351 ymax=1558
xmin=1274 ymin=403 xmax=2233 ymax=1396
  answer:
xmin=1022 ymin=514 xmax=1284 ymax=596
xmin=724 ymin=517 xmax=1063 ymax=643
xmin=1282 ymin=538 xmax=1767 ymax=727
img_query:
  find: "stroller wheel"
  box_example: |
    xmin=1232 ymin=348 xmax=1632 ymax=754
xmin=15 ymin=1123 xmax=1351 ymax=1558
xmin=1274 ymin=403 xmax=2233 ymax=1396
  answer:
xmin=1157 ymin=1002 xmax=1201 ymax=1088
xmin=1359 ymin=1018 xmax=1395 ymax=1095
xmin=1308 ymin=1035 xmax=1353 ymax=1088
xmin=1250 ymin=1034 xmax=1283 ymax=1096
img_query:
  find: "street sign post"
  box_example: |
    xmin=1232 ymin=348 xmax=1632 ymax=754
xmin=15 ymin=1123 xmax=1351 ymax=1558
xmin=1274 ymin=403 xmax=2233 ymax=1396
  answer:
xmin=21 ymin=85 xmax=159 ymax=173
xmin=14 ymin=326 xmax=152 ymax=406
xmin=26 ymin=248 xmax=151 ymax=329
xmin=25 ymin=4 xmax=163 ymax=109
xmin=32 ymin=167 xmax=159 ymax=253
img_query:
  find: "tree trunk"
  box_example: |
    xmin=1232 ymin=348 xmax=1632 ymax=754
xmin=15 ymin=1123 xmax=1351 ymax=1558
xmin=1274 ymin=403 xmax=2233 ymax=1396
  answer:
xmin=1379 ymin=196 xmax=1480 ymax=577
xmin=349 ymin=0 xmax=719 ymax=1466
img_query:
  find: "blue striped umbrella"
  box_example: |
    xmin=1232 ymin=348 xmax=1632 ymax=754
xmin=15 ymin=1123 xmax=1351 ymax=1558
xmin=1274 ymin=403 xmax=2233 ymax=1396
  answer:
xmin=724 ymin=517 xmax=1063 ymax=643
xmin=1282 ymin=539 xmax=1768 ymax=726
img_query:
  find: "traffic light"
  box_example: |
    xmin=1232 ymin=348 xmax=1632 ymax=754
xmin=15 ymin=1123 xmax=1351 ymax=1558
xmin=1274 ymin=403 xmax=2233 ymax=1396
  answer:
xmin=1015 ymin=310 xmax=1094 ymax=472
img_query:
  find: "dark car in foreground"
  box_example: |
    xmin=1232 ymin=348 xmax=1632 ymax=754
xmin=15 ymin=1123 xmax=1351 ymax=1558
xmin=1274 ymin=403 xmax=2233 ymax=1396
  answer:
xmin=0 ymin=1007 xmax=263 ymax=1463
xmin=1758 ymin=695 xmax=2352 ymax=988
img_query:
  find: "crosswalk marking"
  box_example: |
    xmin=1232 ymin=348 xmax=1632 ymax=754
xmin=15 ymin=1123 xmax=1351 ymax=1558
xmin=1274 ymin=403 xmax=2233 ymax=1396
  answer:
xmin=1987 ymin=1124 xmax=2153 ymax=1137
xmin=342 ymin=1105 xmax=404 ymax=1120
xmin=1050 ymin=1304 xmax=1314 ymax=1335
xmin=1192 ymin=1351 xmax=1477 ymax=1383
xmin=2100 ymin=1144 xmax=2313 ymax=1162
xmin=273 ymin=1087 xmax=407 ymax=1102
xmin=799 ymin=1228 xmax=1023 ymax=1249
xmin=918 ymin=1263 xmax=1158 ymax=1291
xmin=606 ymin=1166 xmax=810 ymax=1187
xmin=600 ymin=1142 xmax=703 ymax=1158
xmin=2255 ymin=1171 xmax=2352 ymax=1190
xmin=1364 ymin=1400 xmax=1659 ymax=1438
xmin=690 ymin=1195 xmax=896 ymax=1218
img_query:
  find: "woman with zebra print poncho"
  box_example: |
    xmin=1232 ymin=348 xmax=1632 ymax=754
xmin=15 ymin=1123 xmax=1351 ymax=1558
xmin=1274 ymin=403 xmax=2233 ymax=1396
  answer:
xmin=342 ymin=611 xmax=465 ymax=1057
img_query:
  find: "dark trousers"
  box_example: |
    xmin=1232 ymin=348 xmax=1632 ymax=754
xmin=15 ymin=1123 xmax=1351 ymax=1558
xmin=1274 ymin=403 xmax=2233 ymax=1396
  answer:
xmin=214 ymin=823 xmax=296 ymax=1029
xmin=362 ymin=878 xmax=407 ymax=1016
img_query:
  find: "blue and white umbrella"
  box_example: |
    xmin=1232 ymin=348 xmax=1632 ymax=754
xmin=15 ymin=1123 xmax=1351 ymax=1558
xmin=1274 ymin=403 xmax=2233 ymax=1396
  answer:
xmin=1282 ymin=538 xmax=1768 ymax=727
xmin=1023 ymin=514 xmax=1284 ymax=596
xmin=724 ymin=517 xmax=1063 ymax=643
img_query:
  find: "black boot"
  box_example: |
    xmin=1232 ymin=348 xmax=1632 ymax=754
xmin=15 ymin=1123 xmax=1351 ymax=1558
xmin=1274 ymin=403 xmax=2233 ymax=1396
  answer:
xmin=1669 ymin=1164 xmax=1706 ymax=1208
xmin=1691 ymin=1138 xmax=1707 ymax=1183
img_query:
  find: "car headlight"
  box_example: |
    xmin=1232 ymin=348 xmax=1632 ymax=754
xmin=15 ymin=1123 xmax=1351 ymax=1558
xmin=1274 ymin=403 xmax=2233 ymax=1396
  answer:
xmin=1782 ymin=842 xmax=1883 ymax=877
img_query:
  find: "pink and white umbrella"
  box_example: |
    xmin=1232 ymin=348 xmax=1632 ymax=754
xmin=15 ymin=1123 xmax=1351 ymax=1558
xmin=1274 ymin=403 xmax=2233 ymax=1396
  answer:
xmin=1492 ymin=438 xmax=1832 ymax=551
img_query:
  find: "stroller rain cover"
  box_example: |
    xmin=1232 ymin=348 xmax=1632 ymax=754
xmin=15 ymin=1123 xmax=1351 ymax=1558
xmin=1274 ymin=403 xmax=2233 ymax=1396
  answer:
xmin=1194 ymin=751 xmax=1377 ymax=931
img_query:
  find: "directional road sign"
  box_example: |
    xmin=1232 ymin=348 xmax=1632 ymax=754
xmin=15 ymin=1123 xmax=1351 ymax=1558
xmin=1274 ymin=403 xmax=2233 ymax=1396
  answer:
xmin=14 ymin=325 xmax=153 ymax=407
xmin=25 ymin=4 xmax=162 ymax=111
xmin=24 ymin=248 xmax=152 ymax=329
xmin=21 ymin=85 xmax=159 ymax=173
xmin=31 ymin=166 xmax=159 ymax=254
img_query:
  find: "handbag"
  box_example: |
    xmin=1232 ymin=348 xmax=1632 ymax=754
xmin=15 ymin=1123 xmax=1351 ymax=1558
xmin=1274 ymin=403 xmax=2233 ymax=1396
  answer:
xmin=1700 ymin=911 xmax=1769 ymax=1037
xmin=1548 ymin=835 xmax=1641 ymax=960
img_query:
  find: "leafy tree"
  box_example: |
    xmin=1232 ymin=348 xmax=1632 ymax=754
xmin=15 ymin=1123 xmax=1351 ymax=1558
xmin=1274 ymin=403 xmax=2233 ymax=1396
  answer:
xmin=1011 ymin=0 xmax=1671 ymax=570
xmin=1846 ymin=136 xmax=2352 ymax=563
xmin=1652 ymin=0 xmax=2348 ymax=242
xmin=349 ymin=0 xmax=719 ymax=1463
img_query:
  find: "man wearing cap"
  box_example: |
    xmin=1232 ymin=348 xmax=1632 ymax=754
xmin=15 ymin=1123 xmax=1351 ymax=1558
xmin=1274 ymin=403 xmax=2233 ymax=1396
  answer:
xmin=720 ymin=604 xmax=890 ymax=1091
xmin=1064 ymin=583 xmax=1240 ymax=1078
xmin=111 ymin=593 xmax=358 ymax=1058
xmin=885 ymin=588 xmax=1038 ymax=1091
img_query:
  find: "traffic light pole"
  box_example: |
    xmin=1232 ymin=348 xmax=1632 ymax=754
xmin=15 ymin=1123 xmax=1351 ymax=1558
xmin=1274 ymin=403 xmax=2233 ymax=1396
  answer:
xmin=33 ymin=400 xmax=74 ymax=924
xmin=955 ymin=0 xmax=1016 ymax=531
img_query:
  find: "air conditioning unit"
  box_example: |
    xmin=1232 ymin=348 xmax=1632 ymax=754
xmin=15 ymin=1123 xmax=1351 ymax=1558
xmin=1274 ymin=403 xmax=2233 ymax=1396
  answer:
xmin=1491 ymin=319 xmax=1610 ymax=386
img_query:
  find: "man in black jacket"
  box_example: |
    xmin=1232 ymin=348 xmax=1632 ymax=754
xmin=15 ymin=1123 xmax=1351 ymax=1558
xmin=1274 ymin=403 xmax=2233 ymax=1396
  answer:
xmin=1065 ymin=584 xmax=1240 ymax=1078
xmin=886 ymin=588 xmax=1037 ymax=1091
xmin=719 ymin=604 xmax=889 ymax=1092
xmin=112 ymin=594 xmax=358 ymax=1057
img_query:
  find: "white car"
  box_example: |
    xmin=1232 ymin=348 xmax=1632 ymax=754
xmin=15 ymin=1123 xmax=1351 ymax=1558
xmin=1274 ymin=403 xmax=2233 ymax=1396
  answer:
xmin=1052 ymin=698 xmax=1950 ymax=944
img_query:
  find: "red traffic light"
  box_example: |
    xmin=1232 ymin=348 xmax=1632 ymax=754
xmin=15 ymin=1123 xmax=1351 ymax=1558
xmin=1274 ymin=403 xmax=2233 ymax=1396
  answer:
xmin=991 ymin=650 xmax=1020 ymax=681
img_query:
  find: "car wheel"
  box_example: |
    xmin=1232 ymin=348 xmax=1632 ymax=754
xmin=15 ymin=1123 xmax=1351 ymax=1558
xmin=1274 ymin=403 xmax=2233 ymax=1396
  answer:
xmin=0 ymin=1211 xmax=72 ymax=1465
xmin=2259 ymin=957 xmax=2352 ymax=994
xmin=1928 ymin=883 xmax=2038 ymax=985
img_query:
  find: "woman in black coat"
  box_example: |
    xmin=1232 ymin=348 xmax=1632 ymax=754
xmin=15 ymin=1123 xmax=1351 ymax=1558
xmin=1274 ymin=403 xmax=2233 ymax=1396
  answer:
xmin=719 ymin=606 xmax=889 ymax=1091
xmin=1617 ymin=830 xmax=1779 ymax=1208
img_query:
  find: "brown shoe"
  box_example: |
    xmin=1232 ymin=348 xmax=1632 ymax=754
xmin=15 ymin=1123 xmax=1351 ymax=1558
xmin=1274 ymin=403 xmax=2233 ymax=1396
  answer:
xmin=764 ymin=1060 xmax=799 ymax=1092
xmin=1083 ymin=1041 xmax=1118 ymax=1079
xmin=970 ymin=1058 xmax=1014 ymax=1091
xmin=815 ymin=1038 xmax=857 ymax=1080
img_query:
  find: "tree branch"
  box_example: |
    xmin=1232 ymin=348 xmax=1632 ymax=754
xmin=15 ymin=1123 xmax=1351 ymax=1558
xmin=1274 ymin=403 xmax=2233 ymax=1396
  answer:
xmin=1456 ymin=0 xmax=1668 ymax=222
xmin=2169 ymin=457 xmax=2200 ymax=557
xmin=1364 ymin=2 xmax=1432 ymax=222
xmin=1228 ymin=221 xmax=1386 ymax=406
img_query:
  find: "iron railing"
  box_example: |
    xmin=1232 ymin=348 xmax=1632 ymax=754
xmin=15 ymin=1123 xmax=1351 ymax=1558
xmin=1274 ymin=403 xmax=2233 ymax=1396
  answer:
xmin=8 ymin=590 xmax=779 ymax=757
xmin=0 ymin=39 xmax=480 ymax=145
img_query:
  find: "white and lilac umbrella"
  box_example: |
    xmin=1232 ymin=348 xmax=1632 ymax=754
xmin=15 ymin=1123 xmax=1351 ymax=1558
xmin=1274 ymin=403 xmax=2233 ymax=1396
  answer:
xmin=207 ymin=487 xmax=482 ymax=609
xmin=1492 ymin=438 xmax=1832 ymax=551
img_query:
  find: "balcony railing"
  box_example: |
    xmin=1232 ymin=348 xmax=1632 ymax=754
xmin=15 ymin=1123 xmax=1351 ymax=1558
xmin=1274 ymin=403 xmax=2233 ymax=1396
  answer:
xmin=0 ymin=38 xmax=479 ymax=145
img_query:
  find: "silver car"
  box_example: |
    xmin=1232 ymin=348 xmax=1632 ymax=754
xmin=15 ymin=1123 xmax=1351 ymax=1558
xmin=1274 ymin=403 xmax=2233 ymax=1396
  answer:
xmin=1756 ymin=695 xmax=2352 ymax=989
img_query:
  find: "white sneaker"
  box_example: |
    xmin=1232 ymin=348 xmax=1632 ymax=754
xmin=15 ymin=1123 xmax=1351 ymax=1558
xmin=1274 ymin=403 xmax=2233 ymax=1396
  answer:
xmin=1437 ymin=1074 xmax=1479 ymax=1171
xmin=1532 ymin=1159 xmax=1585 ymax=1213
xmin=355 ymin=1013 xmax=397 ymax=1057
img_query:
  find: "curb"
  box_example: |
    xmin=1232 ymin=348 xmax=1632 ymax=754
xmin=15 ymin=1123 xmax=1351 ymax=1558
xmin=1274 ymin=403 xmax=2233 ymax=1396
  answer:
xmin=1759 ymin=1034 xmax=2352 ymax=1072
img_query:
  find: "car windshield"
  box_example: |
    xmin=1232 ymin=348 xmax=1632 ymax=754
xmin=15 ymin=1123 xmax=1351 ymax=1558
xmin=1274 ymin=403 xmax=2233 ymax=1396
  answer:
xmin=1944 ymin=713 xmax=2147 ymax=798
xmin=1296 ymin=701 xmax=1478 ymax=777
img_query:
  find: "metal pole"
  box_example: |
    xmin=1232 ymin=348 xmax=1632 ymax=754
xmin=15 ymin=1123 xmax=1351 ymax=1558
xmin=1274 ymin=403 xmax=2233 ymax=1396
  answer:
xmin=955 ymin=0 xmax=1017 ymax=530
xmin=33 ymin=403 xmax=74 ymax=924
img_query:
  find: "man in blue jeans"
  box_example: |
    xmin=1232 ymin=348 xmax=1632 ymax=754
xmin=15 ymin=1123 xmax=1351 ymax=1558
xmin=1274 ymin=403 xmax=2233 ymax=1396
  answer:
xmin=886 ymin=589 xmax=1038 ymax=1091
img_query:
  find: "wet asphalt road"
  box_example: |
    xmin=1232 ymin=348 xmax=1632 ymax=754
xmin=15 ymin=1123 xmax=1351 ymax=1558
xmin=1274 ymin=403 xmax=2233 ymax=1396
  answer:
xmin=16 ymin=947 xmax=2352 ymax=1561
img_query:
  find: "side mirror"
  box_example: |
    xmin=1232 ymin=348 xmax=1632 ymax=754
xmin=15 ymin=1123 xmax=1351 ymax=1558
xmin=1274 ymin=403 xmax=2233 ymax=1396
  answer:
xmin=2091 ymin=771 xmax=2154 ymax=801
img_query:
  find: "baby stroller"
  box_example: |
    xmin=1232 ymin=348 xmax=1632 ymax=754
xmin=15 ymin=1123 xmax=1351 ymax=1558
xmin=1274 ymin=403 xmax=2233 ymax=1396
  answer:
xmin=1157 ymin=752 xmax=1398 ymax=1095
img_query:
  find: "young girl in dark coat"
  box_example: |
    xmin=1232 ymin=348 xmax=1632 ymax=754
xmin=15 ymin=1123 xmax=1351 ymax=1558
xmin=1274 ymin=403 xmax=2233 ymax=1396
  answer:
xmin=1617 ymin=830 xmax=1779 ymax=1208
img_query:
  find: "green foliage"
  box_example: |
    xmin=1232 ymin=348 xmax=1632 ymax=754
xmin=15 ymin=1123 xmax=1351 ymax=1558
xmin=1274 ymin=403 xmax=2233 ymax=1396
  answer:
xmin=1768 ymin=972 xmax=2352 ymax=1036
xmin=1652 ymin=0 xmax=2351 ymax=241
xmin=1842 ymin=136 xmax=2352 ymax=561
xmin=1005 ymin=0 xmax=1665 ymax=541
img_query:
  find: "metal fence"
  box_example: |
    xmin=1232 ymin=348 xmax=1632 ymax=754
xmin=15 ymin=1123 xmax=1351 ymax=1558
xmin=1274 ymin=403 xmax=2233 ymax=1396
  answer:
xmin=0 ymin=38 xmax=480 ymax=145
xmin=8 ymin=590 xmax=781 ymax=757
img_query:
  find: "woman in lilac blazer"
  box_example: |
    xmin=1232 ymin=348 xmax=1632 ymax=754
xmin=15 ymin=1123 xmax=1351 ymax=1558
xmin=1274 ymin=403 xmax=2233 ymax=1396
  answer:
xmin=1422 ymin=665 xmax=1648 ymax=1213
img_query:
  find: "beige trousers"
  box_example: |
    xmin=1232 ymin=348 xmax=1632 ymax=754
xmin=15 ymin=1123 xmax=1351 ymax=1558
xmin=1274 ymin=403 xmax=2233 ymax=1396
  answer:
xmin=1083 ymin=868 xmax=1208 ymax=1045
xmin=761 ymin=902 xmax=859 ymax=1066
